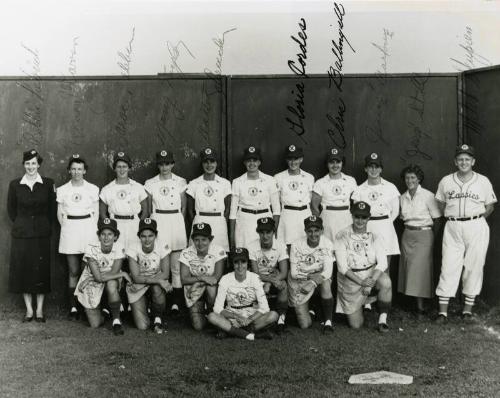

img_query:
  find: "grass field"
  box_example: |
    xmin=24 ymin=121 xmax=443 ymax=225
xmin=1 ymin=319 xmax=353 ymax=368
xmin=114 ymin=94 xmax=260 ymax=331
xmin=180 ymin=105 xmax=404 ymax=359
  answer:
xmin=1 ymin=304 xmax=500 ymax=398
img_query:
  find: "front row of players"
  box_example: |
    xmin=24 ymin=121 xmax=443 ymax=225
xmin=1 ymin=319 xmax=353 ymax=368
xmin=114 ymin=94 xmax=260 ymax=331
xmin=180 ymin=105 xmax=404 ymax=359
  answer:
xmin=76 ymin=200 xmax=391 ymax=338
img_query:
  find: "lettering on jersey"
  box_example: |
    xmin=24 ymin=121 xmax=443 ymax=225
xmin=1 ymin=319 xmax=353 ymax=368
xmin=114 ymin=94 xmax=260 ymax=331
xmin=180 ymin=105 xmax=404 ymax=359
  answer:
xmin=248 ymin=187 xmax=258 ymax=197
xmin=71 ymin=192 xmax=82 ymax=202
xmin=447 ymin=190 xmax=480 ymax=200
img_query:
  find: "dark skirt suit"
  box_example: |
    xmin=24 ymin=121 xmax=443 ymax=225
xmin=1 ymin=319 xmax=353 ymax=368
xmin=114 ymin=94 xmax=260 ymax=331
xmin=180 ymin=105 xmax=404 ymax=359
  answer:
xmin=7 ymin=177 xmax=56 ymax=293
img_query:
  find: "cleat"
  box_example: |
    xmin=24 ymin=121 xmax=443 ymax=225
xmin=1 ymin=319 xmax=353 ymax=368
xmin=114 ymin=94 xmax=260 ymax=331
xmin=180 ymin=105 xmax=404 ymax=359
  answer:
xmin=68 ymin=310 xmax=79 ymax=321
xmin=435 ymin=314 xmax=448 ymax=325
xmin=276 ymin=323 xmax=286 ymax=335
xmin=215 ymin=330 xmax=227 ymax=339
xmin=462 ymin=313 xmax=476 ymax=324
xmin=378 ymin=323 xmax=389 ymax=333
xmin=322 ymin=324 xmax=334 ymax=334
xmin=170 ymin=304 xmax=180 ymax=317
xmin=153 ymin=322 xmax=164 ymax=335
xmin=112 ymin=323 xmax=125 ymax=336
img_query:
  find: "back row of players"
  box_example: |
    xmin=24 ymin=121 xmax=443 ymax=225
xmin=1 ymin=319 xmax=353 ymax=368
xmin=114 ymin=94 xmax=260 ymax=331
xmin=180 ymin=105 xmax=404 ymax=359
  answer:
xmin=13 ymin=143 xmax=496 ymax=337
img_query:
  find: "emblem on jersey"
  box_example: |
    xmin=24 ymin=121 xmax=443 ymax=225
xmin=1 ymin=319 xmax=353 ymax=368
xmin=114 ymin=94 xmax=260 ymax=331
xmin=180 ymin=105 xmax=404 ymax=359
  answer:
xmin=248 ymin=146 xmax=256 ymax=153
xmin=259 ymin=257 xmax=270 ymax=267
xmin=248 ymin=187 xmax=258 ymax=196
xmin=205 ymin=148 xmax=212 ymax=155
xmin=198 ymin=265 xmax=207 ymax=275
xmin=332 ymin=185 xmax=343 ymax=195
xmin=160 ymin=186 xmax=170 ymax=196
xmin=353 ymin=242 xmax=363 ymax=252
xmin=117 ymin=152 xmax=125 ymax=157
xmin=141 ymin=259 xmax=151 ymax=268
xmin=99 ymin=259 xmax=108 ymax=268
xmin=204 ymin=186 xmax=214 ymax=197
xmin=359 ymin=202 xmax=366 ymax=209
xmin=236 ymin=291 xmax=247 ymax=302
xmin=104 ymin=218 xmax=111 ymax=224
xmin=144 ymin=218 xmax=152 ymax=224
xmin=461 ymin=144 xmax=469 ymax=150
xmin=305 ymin=255 xmax=316 ymax=264
xmin=289 ymin=145 xmax=296 ymax=152
xmin=289 ymin=181 xmax=299 ymax=191
xmin=72 ymin=154 xmax=80 ymax=159
xmin=160 ymin=150 xmax=167 ymax=157
xmin=370 ymin=153 xmax=378 ymax=159
xmin=117 ymin=190 xmax=127 ymax=199
xmin=309 ymin=215 xmax=317 ymax=221
xmin=331 ymin=148 xmax=338 ymax=155
xmin=368 ymin=191 xmax=379 ymax=201
xmin=71 ymin=193 xmax=82 ymax=202
xmin=197 ymin=223 xmax=205 ymax=229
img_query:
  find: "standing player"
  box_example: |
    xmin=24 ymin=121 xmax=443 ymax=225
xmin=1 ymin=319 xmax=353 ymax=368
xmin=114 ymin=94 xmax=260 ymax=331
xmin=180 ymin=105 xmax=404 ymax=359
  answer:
xmin=57 ymin=154 xmax=99 ymax=320
xmin=312 ymin=147 xmax=357 ymax=243
xmin=274 ymin=145 xmax=314 ymax=248
xmin=435 ymin=144 xmax=496 ymax=322
xmin=288 ymin=216 xmax=335 ymax=332
xmin=186 ymin=147 xmax=231 ymax=252
xmin=229 ymin=146 xmax=281 ymax=249
xmin=248 ymin=217 xmax=289 ymax=333
xmin=180 ymin=223 xmax=226 ymax=331
xmin=145 ymin=150 xmax=188 ymax=316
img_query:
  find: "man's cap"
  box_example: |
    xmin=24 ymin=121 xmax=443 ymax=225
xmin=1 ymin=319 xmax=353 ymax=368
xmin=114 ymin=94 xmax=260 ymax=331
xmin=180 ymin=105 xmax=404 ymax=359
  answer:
xmin=304 ymin=215 xmax=323 ymax=230
xmin=138 ymin=218 xmax=158 ymax=234
xmin=200 ymin=147 xmax=217 ymax=162
xmin=243 ymin=146 xmax=262 ymax=161
xmin=285 ymin=144 xmax=304 ymax=159
xmin=156 ymin=149 xmax=175 ymax=164
xmin=256 ymin=217 xmax=275 ymax=232
xmin=351 ymin=201 xmax=371 ymax=218
xmin=98 ymin=218 xmax=119 ymax=235
xmin=191 ymin=222 xmax=213 ymax=238
xmin=455 ymin=144 xmax=475 ymax=158
xmin=365 ymin=152 xmax=383 ymax=167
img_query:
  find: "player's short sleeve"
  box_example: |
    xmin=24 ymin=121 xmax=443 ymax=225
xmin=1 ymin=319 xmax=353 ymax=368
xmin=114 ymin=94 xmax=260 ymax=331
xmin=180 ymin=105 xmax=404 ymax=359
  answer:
xmin=268 ymin=175 xmax=279 ymax=195
xmin=252 ymin=273 xmax=270 ymax=313
xmin=221 ymin=178 xmax=232 ymax=197
xmin=312 ymin=179 xmax=324 ymax=196
xmin=83 ymin=243 xmax=100 ymax=263
xmin=179 ymin=248 xmax=191 ymax=266
xmin=185 ymin=179 xmax=197 ymax=198
xmin=247 ymin=241 xmax=260 ymax=261
xmin=178 ymin=177 xmax=188 ymax=192
xmin=136 ymin=183 xmax=148 ymax=202
xmin=158 ymin=244 xmax=172 ymax=259
xmin=277 ymin=241 xmax=289 ymax=261
xmin=213 ymin=246 xmax=227 ymax=262
xmin=99 ymin=185 xmax=110 ymax=203
xmin=351 ymin=186 xmax=361 ymax=202
xmin=435 ymin=178 xmax=446 ymax=203
xmin=113 ymin=243 xmax=126 ymax=260
xmin=125 ymin=242 xmax=139 ymax=261
xmin=483 ymin=177 xmax=497 ymax=205
xmin=213 ymin=274 xmax=229 ymax=314
xmin=231 ymin=177 xmax=240 ymax=196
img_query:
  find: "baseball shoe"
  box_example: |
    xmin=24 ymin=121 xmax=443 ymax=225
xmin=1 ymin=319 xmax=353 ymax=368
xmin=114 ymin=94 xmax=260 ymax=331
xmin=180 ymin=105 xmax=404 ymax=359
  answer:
xmin=435 ymin=314 xmax=448 ymax=325
xmin=256 ymin=329 xmax=273 ymax=340
xmin=276 ymin=323 xmax=286 ymax=335
xmin=153 ymin=322 xmax=164 ymax=335
xmin=215 ymin=330 xmax=227 ymax=339
xmin=170 ymin=304 xmax=180 ymax=317
xmin=363 ymin=303 xmax=373 ymax=312
xmin=112 ymin=323 xmax=124 ymax=336
xmin=377 ymin=323 xmax=389 ymax=333
xmin=68 ymin=309 xmax=79 ymax=321
xmin=462 ymin=313 xmax=476 ymax=324
xmin=322 ymin=323 xmax=334 ymax=334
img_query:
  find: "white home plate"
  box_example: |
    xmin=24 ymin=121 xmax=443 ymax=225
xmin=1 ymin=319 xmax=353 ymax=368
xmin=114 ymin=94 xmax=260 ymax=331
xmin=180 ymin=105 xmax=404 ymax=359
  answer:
xmin=348 ymin=371 xmax=413 ymax=385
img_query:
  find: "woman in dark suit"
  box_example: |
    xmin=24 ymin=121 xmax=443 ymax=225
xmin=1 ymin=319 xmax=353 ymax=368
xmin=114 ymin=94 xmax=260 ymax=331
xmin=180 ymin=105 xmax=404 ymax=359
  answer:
xmin=7 ymin=149 xmax=56 ymax=322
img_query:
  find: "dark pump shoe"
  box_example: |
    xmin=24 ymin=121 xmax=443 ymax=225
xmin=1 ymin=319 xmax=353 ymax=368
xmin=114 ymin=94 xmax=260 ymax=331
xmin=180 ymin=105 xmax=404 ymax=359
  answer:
xmin=113 ymin=323 xmax=125 ymax=336
xmin=35 ymin=316 xmax=46 ymax=323
xmin=22 ymin=315 xmax=34 ymax=323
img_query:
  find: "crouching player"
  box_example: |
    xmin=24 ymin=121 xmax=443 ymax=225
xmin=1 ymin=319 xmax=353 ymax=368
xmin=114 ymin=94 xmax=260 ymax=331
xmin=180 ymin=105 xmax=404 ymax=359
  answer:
xmin=248 ymin=217 xmax=289 ymax=333
xmin=75 ymin=218 xmax=130 ymax=335
xmin=180 ymin=223 xmax=226 ymax=331
xmin=335 ymin=201 xmax=392 ymax=333
xmin=126 ymin=218 xmax=173 ymax=334
xmin=208 ymin=248 xmax=278 ymax=340
xmin=288 ymin=216 xmax=335 ymax=333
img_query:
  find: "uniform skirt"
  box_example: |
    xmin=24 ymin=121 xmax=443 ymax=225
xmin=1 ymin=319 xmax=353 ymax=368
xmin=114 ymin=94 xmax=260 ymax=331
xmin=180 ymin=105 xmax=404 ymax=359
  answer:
xmin=75 ymin=268 xmax=106 ymax=309
xmin=398 ymin=229 xmax=434 ymax=298
xmin=59 ymin=217 xmax=97 ymax=254
xmin=321 ymin=209 xmax=352 ymax=243
xmin=115 ymin=218 xmax=140 ymax=252
xmin=367 ymin=218 xmax=400 ymax=255
xmin=192 ymin=214 xmax=228 ymax=251
xmin=277 ymin=207 xmax=311 ymax=245
xmin=9 ymin=237 xmax=51 ymax=294
xmin=235 ymin=209 xmax=272 ymax=248
xmin=152 ymin=212 xmax=187 ymax=251
xmin=336 ymin=269 xmax=374 ymax=314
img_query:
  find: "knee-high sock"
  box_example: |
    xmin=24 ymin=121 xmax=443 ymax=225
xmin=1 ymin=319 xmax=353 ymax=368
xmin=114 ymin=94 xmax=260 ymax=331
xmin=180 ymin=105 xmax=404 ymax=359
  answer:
xmin=321 ymin=298 xmax=334 ymax=322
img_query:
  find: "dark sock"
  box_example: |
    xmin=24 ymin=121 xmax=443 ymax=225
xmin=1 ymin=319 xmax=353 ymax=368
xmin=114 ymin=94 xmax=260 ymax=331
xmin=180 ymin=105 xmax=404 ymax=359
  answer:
xmin=276 ymin=302 xmax=288 ymax=315
xmin=109 ymin=301 xmax=121 ymax=321
xmin=172 ymin=288 xmax=183 ymax=307
xmin=321 ymin=298 xmax=334 ymax=322
xmin=378 ymin=301 xmax=391 ymax=314
xmin=229 ymin=326 xmax=250 ymax=339
xmin=151 ymin=301 xmax=165 ymax=319
xmin=69 ymin=287 xmax=78 ymax=310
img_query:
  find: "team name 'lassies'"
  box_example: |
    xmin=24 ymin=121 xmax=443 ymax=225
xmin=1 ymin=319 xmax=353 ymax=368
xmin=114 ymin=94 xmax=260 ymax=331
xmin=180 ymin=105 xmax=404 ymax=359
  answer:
xmin=447 ymin=190 xmax=480 ymax=200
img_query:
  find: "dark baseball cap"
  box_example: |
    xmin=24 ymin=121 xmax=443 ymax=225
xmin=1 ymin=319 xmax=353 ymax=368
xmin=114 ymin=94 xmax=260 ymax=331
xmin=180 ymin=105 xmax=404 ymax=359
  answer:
xmin=113 ymin=151 xmax=132 ymax=168
xmin=285 ymin=144 xmax=304 ymax=159
xmin=191 ymin=222 xmax=213 ymax=238
xmin=327 ymin=147 xmax=344 ymax=162
xmin=230 ymin=247 xmax=250 ymax=263
xmin=365 ymin=152 xmax=382 ymax=167
xmin=156 ymin=149 xmax=175 ymax=164
xmin=351 ymin=201 xmax=371 ymax=218
xmin=455 ymin=144 xmax=475 ymax=157
xmin=138 ymin=218 xmax=158 ymax=235
xmin=98 ymin=218 xmax=119 ymax=235
xmin=243 ymin=146 xmax=261 ymax=161
xmin=256 ymin=217 xmax=275 ymax=232
xmin=304 ymin=215 xmax=323 ymax=230
xmin=200 ymin=147 xmax=217 ymax=162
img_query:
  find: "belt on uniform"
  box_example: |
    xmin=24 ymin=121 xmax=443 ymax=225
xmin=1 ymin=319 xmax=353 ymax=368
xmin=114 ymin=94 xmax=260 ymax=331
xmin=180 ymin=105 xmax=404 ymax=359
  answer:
xmin=284 ymin=205 xmax=308 ymax=211
xmin=113 ymin=215 xmax=135 ymax=220
xmin=352 ymin=264 xmax=375 ymax=273
xmin=155 ymin=209 xmax=179 ymax=214
xmin=325 ymin=205 xmax=349 ymax=211
xmin=198 ymin=211 xmax=221 ymax=216
xmin=67 ymin=214 xmax=91 ymax=220
xmin=231 ymin=304 xmax=254 ymax=309
xmin=241 ymin=208 xmax=268 ymax=215
xmin=446 ymin=215 xmax=482 ymax=222
xmin=405 ymin=225 xmax=432 ymax=231
xmin=370 ymin=215 xmax=389 ymax=221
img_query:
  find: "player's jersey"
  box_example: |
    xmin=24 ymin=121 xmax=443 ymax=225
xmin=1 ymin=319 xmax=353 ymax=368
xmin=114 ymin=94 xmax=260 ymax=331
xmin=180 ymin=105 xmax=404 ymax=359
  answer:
xmin=313 ymin=173 xmax=357 ymax=207
xmin=289 ymin=236 xmax=335 ymax=281
xmin=274 ymin=169 xmax=314 ymax=207
xmin=435 ymin=172 xmax=497 ymax=218
xmin=144 ymin=173 xmax=187 ymax=212
xmin=185 ymin=174 xmax=231 ymax=214
xmin=179 ymin=244 xmax=226 ymax=277
xmin=248 ymin=239 xmax=289 ymax=276
xmin=100 ymin=179 xmax=147 ymax=216
xmin=126 ymin=241 xmax=171 ymax=277
xmin=57 ymin=180 xmax=99 ymax=216
xmin=351 ymin=178 xmax=400 ymax=218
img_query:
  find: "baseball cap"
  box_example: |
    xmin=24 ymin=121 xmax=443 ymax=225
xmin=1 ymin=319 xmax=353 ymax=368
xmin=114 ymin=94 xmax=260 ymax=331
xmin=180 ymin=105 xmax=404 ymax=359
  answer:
xmin=191 ymin=222 xmax=213 ymax=238
xmin=200 ymin=147 xmax=217 ymax=162
xmin=156 ymin=149 xmax=175 ymax=164
xmin=113 ymin=151 xmax=132 ymax=168
xmin=351 ymin=201 xmax=371 ymax=218
xmin=256 ymin=217 xmax=275 ymax=232
xmin=137 ymin=218 xmax=158 ymax=235
xmin=304 ymin=215 xmax=323 ymax=230
xmin=365 ymin=152 xmax=382 ymax=167
xmin=243 ymin=146 xmax=261 ymax=161
xmin=230 ymin=247 xmax=249 ymax=263
xmin=455 ymin=144 xmax=475 ymax=157
xmin=327 ymin=147 xmax=344 ymax=162
xmin=285 ymin=144 xmax=304 ymax=159
xmin=98 ymin=218 xmax=119 ymax=235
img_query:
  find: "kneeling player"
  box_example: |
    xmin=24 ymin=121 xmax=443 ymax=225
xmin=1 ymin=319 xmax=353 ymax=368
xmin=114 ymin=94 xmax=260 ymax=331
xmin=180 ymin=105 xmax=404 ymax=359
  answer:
xmin=248 ymin=217 xmax=289 ymax=333
xmin=288 ymin=216 xmax=335 ymax=332
xmin=208 ymin=248 xmax=278 ymax=340
xmin=335 ymin=201 xmax=392 ymax=333
xmin=180 ymin=223 xmax=226 ymax=331
xmin=126 ymin=218 xmax=173 ymax=334
xmin=75 ymin=218 xmax=130 ymax=335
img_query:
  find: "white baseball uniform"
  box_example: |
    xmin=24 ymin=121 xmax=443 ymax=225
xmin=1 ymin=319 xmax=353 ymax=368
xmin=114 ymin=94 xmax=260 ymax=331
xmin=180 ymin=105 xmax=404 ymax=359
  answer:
xmin=186 ymin=174 xmax=231 ymax=251
xmin=313 ymin=173 xmax=357 ymax=242
xmin=435 ymin=172 xmax=496 ymax=297
xmin=274 ymin=169 xmax=314 ymax=245
xmin=351 ymin=178 xmax=400 ymax=255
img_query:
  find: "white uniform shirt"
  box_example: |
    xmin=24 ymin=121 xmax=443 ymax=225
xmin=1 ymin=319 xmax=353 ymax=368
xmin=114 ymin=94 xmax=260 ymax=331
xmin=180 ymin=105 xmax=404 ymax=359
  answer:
xmin=435 ymin=172 xmax=497 ymax=218
xmin=83 ymin=242 xmax=125 ymax=272
xmin=185 ymin=175 xmax=231 ymax=213
xmin=274 ymin=169 xmax=314 ymax=207
xmin=313 ymin=173 xmax=357 ymax=207
xmin=248 ymin=239 xmax=289 ymax=276
xmin=400 ymin=185 xmax=442 ymax=227
xmin=289 ymin=236 xmax=335 ymax=281
xmin=213 ymin=271 xmax=270 ymax=314
xmin=126 ymin=241 xmax=171 ymax=277
xmin=334 ymin=226 xmax=387 ymax=275
xmin=57 ymin=180 xmax=99 ymax=217
xmin=352 ymin=178 xmax=400 ymax=220
xmin=229 ymin=172 xmax=281 ymax=219
xmin=145 ymin=173 xmax=187 ymax=212
xmin=179 ymin=244 xmax=227 ymax=276
xmin=100 ymin=179 xmax=148 ymax=216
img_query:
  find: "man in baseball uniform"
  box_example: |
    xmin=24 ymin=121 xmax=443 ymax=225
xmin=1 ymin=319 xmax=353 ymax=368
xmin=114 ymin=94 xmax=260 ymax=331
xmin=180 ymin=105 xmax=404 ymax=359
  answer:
xmin=435 ymin=144 xmax=496 ymax=322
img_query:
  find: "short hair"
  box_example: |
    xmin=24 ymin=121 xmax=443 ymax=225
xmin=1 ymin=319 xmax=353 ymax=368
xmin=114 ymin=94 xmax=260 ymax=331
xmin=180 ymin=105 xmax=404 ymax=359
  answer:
xmin=67 ymin=157 xmax=88 ymax=171
xmin=400 ymin=164 xmax=424 ymax=184
xmin=23 ymin=152 xmax=43 ymax=166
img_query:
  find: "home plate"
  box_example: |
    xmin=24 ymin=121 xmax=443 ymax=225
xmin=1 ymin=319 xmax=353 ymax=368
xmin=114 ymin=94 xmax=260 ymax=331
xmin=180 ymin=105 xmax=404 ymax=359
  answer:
xmin=348 ymin=371 xmax=413 ymax=385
